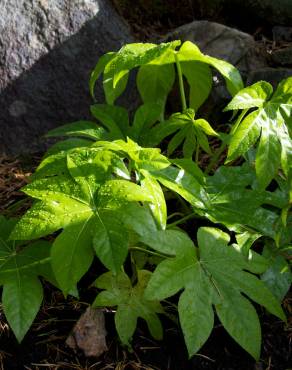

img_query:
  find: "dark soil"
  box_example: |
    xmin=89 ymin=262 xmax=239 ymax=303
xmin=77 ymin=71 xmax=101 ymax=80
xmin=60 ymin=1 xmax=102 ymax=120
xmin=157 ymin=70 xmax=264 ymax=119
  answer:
xmin=0 ymin=281 xmax=291 ymax=370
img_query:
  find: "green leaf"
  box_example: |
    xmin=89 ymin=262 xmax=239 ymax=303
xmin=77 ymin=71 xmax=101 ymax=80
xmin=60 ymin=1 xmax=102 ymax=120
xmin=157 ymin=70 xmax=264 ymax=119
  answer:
xmin=255 ymin=117 xmax=281 ymax=188
xmin=131 ymin=103 xmax=162 ymax=144
xmin=150 ymin=165 xmax=209 ymax=209
xmin=0 ymin=216 xmax=51 ymax=342
xmin=90 ymin=104 xmax=129 ymax=140
xmin=51 ymin=217 xmax=94 ymax=294
xmin=103 ymin=68 xmax=129 ymax=105
xmin=45 ymin=138 xmax=92 ymax=156
xmin=178 ymin=41 xmax=243 ymax=96
xmin=261 ymin=244 xmax=292 ymax=301
xmin=3 ymin=275 xmax=43 ymax=342
xmin=93 ymin=270 xmax=163 ymax=346
xmin=227 ymin=78 xmax=292 ymax=188
xmin=90 ymin=52 xmax=115 ymax=99
xmin=149 ymin=109 xmax=218 ymax=157
xmin=137 ymin=54 xmax=175 ymax=118
xmin=141 ymin=173 xmax=167 ymax=230
xmin=227 ymin=109 xmax=262 ymax=162
xmin=181 ymin=61 xmax=212 ymax=110
xmin=46 ymin=121 xmax=106 ymax=140
xmin=215 ymin=289 xmax=261 ymax=360
xmin=224 ymin=81 xmax=273 ymax=111
xmin=92 ymin=211 xmax=129 ymax=273
xmin=143 ymin=227 xmax=285 ymax=359
xmin=202 ymin=165 xmax=285 ymax=238
xmin=105 ymin=41 xmax=180 ymax=87
xmin=12 ymin=148 xmax=155 ymax=292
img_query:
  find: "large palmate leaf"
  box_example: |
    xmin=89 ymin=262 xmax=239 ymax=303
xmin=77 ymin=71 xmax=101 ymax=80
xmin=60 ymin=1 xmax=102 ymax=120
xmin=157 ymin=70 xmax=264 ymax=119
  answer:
xmin=141 ymin=228 xmax=285 ymax=359
xmin=11 ymin=147 xmax=152 ymax=294
xmin=225 ymin=78 xmax=292 ymax=188
xmin=93 ymin=270 xmax=164 ymax=346
xmin=147 ymin=109 xmax=218 ymax=157
xmin=0 ymin=216 xmax=51 ymax=342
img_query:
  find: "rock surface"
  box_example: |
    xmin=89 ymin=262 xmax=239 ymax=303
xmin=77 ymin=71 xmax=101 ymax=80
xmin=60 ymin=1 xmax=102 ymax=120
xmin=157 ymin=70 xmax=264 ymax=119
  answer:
xmin=247 ymin=68 xmax=292 ymax=88
xmin=0 ymin=0 xmax=134 ymax=155
xmin=271 ymin=47 xmax=292 ymax=67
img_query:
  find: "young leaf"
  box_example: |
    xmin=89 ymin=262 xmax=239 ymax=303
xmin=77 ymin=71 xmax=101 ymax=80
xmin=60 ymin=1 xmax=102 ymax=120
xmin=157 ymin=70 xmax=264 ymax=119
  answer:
xmin=142 ymin=228 xmax=285 ymax=359
xmin=149 ymin=109 xmax=218 ymax=157
xmin=226 ymin=78 xmax=292 ymax=188
xmin=103 ymin=41 xmax=180 ymax=104
xmin=224 ymin=81 xmax=273 ymax=111
xmin=89 ymin=52 xmax=115 ymax=99
xmin=93 ymin=270 xmax=164 ymax=346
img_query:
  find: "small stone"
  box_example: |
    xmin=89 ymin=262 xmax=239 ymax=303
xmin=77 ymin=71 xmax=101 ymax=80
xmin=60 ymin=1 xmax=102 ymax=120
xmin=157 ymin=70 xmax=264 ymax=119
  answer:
xmin=66 ymin=307 xmax=108 ymax=358
xmin=9 ymin=100 xmax=27 ymax=117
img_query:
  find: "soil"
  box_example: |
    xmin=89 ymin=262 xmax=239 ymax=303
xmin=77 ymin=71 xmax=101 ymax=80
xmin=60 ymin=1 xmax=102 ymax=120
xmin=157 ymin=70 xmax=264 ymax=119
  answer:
xmin=0 ymin=155 xmax=291 ymax=370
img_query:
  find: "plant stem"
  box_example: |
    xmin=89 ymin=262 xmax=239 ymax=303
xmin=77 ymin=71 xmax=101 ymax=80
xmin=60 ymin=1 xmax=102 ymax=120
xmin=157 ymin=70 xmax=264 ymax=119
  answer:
xmin=167 ymin=212 xmax=199 ymax=228
xmin=195 ymin=143 xmax=200 ymax=164
xmin=231 ymin=109 xmax=248 ymax=134
xmin=204 ymin=142 xmax=227 ymax=175
xmin=174 ymin=53 xmax=187 ymax=111
xmin=129 ymin=246 xmax=171 ymax=259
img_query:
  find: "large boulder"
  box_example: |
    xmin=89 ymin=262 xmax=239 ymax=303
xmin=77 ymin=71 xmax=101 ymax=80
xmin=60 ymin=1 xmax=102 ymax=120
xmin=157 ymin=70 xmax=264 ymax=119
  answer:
xmin=0 ymin=0 xmax=134 ymax=155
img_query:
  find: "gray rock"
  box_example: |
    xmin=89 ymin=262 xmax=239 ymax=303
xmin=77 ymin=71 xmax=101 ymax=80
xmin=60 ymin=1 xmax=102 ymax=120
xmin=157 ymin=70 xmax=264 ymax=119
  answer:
xmin=0 ymin=0 xmax=134 ymax=155
xmin=271 ymin=47 xmax=292 ymax=66
xmin=247 ymin=68 xmax=292 ymax=88
xmin=273 ymin=27 xmax=292 ymax=43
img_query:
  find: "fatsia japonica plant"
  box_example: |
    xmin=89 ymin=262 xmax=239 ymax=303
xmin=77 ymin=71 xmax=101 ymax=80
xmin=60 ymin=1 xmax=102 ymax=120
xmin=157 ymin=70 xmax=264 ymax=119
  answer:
xmin=2 ymin=40 xmax=291 ymax=360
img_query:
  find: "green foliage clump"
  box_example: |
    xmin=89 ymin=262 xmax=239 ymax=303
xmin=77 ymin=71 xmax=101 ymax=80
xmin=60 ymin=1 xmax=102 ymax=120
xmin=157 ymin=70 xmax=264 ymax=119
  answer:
xmin=1 ymin=40 xmax=291 ymax=361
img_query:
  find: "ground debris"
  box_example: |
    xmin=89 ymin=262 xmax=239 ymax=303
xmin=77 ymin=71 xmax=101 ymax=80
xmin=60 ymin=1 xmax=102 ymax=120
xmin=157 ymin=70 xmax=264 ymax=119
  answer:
xmin=66 ymin=307 xmax=108 ymax=358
